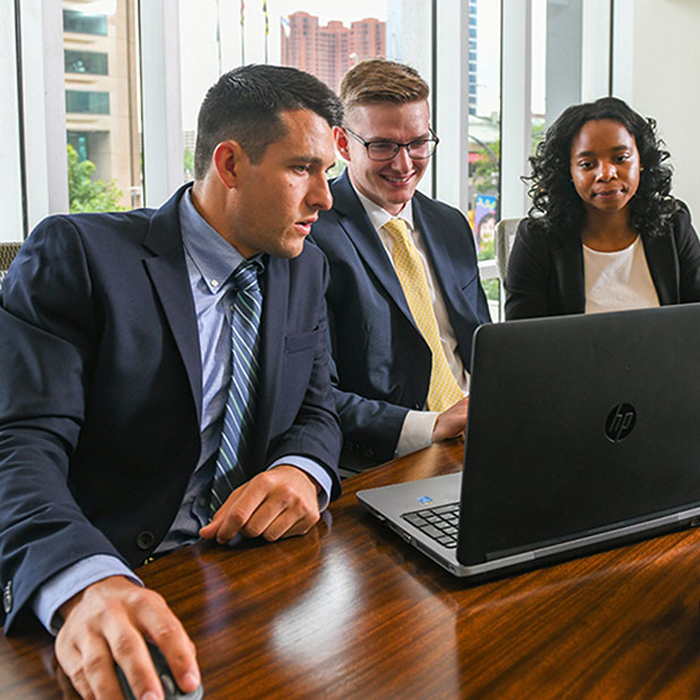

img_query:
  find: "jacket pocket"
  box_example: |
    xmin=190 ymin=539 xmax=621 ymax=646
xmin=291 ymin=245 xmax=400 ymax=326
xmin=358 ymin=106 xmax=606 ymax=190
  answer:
xmin=285 ymin=327 xmax=320 ymax=354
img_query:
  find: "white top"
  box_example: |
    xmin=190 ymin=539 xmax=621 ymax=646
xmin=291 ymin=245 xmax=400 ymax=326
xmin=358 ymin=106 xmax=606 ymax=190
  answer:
xmin=583 ymin=236 xmax=660 ymax=314
xmin=352 ymin=186 xmax=469 ymax=455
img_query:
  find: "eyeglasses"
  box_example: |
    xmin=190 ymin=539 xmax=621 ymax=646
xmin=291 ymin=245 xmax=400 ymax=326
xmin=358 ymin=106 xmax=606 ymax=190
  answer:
xmin=344 ymin=127 xmax=439 ymax=161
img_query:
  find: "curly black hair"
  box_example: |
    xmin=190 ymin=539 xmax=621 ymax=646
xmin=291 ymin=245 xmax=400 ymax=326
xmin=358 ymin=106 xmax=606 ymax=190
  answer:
xmin=525 ymin=96 xmax=676 ymax=238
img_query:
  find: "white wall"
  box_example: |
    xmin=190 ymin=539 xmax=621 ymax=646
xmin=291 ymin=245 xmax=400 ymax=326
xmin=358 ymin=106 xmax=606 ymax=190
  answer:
xmin=627 ymin=0 xmax=700 ymax=221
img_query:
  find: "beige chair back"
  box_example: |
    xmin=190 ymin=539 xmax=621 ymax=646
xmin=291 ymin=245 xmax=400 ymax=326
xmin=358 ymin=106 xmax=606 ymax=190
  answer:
xmin=495 ymin=219 xmax=520 ymax=283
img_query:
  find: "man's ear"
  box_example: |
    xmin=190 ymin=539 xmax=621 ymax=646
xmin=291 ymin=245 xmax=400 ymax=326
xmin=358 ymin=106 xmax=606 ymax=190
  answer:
xmin=212 ymin=140 xmax=246 ymax=189
xmin=334 ymin=126 xmax=351 ymax=161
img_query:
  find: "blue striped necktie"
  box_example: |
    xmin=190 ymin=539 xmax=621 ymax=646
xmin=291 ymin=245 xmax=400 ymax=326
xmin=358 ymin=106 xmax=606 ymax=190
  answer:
xmin=209 ymin=260 xmax=263 ymax=515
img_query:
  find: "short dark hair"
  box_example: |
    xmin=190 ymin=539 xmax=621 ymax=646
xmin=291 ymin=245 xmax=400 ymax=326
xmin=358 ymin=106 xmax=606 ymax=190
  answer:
xmin=194 ymin=64 xmax=343 ymax=179
xmin=525 ymin=96 xmax=676 ymax=238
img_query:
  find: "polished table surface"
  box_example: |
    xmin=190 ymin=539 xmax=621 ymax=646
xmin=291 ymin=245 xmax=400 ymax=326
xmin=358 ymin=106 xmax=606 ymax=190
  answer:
xmin=4 ymin=440 xmax=700 ymax=699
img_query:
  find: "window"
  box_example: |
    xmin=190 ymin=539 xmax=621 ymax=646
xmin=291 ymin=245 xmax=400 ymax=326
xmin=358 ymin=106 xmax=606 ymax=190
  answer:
xmin=65 ymin=90 xmax=110 ymax=115
xmin=63 ymin=0 xmax=142 ymax=212
xmin=178 ymin=1 xmax=431 ymax=187
xmin=9 ymin=0 xmax=697 ymax=261
xmin=65 ymin=49 xmax=108 ymax=75
xmin=63 ymin=9 xmax=108 ymax=36
xmin=467 ymin=1 xmax=501 ymax=315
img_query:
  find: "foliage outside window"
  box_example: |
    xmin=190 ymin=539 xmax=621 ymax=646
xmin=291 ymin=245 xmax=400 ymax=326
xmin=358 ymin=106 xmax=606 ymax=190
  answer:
xmin=67 ymin=145 xmax=125 ymax=213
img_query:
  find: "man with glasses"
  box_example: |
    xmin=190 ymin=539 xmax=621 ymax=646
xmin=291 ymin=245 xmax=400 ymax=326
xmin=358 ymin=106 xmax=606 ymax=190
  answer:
xmin=311 ymin=59 xmax=490 ymax=471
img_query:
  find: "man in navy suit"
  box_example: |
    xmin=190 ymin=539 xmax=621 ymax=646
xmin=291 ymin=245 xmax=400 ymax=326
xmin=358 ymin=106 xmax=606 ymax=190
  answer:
xmin=311 ymin=59 xmax=491 ymax=470
xmin=0 ymin=65 xmax=342 ymax=698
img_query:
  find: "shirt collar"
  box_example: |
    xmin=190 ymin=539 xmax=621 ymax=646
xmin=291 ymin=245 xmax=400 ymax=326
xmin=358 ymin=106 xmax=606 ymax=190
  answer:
xmin=179 ymin=187 xmax=263 ymax=294
xmin=350 ymin=179 xmax=415 ymax=233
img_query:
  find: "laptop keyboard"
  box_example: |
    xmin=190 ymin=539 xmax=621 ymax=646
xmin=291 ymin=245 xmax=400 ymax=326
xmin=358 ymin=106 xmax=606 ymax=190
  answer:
xmin=401 ymin=503 xmax=460 ymax=548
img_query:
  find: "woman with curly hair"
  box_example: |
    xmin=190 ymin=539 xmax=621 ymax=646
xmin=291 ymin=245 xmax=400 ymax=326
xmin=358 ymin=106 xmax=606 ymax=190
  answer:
xmin=505 ymin=96 xmax=700 ymax=319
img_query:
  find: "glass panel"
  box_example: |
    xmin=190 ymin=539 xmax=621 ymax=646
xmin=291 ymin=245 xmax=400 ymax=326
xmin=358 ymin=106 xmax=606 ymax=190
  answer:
xmin=63 ymin=1 xmax=142 ymax=212
xmin=65 ymin=90 xmax=110 ymax=114
xmin=468 ymin=0 xmax=501 ymax=311
xmin=65 ymin=49 xmax=109 ymax=75
xmin=178 ymin=1 xmax=432 ymax=185
xmin=63 ymin=9 xmax=108 ymax=36
xmin=531 ymin=0 xmax=546 ymax=158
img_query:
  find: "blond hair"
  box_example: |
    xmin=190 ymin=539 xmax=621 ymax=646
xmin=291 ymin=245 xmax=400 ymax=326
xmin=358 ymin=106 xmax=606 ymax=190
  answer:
xmin=339 ymin=59 xmax=429 ymax=120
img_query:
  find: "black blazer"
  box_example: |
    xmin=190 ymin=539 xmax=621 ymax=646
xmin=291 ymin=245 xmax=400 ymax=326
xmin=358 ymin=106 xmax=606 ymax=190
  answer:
xmin=310 ymin=171 xmax=490 ymax=467
xmin=0 ymin=185 xmax=341 ymax=632
xmin=505 ymin=200 xmax=700 ymax=319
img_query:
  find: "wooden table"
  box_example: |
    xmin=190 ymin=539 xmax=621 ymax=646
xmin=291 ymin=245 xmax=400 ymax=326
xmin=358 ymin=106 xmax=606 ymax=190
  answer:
xmin=4 ymin=441 xmax=700 ymax=699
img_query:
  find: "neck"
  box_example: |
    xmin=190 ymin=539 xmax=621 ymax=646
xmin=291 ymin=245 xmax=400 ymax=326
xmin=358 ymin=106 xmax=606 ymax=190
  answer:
xmin=190 ymin=180 xmax=241 ymax=252
xmin=581 ymin=208 xmax=637 ymax=252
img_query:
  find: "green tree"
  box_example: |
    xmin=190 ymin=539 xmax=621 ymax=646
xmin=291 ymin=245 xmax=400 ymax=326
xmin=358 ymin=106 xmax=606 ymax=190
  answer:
xmin=472 ymin=139 xmax=501 ymax=195
xmin=184 ymin=147 xmax=194 ymax=180
xmin=67 ymin=144 xmax=126 ymax=213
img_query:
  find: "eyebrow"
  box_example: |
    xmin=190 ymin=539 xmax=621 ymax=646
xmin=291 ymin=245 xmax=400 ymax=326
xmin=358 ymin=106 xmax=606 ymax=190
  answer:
xmin=369 ymin=131 xmax=432 ymax=142
xmin=288 ymin=155 xmax=327 ymax=165
xmin=574 ymin=144 xmax=632 ymax=158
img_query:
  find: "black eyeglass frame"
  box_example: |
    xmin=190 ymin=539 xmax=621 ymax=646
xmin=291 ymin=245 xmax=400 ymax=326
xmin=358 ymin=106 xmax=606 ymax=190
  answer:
xmin=343 ymin=127 xmax=440 ymax=161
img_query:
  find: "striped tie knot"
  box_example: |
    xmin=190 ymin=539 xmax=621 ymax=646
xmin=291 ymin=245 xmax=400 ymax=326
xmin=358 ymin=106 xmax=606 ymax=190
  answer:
xmin=233 ymin=261 xmax=261 ymax=294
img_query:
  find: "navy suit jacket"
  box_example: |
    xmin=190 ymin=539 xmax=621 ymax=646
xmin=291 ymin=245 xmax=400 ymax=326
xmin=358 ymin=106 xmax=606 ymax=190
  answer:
xmin=505 ymin=200 xmax=700 ymax=319
xmin=310 ymin=171 xmax=490 ymax=468
xmin=0 ymin=185 xmax=341 ymax=632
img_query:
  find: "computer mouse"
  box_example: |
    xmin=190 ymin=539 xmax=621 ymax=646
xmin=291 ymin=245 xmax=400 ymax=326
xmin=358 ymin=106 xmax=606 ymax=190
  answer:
xmin=115 ymin=642 xmax=203 ymax=700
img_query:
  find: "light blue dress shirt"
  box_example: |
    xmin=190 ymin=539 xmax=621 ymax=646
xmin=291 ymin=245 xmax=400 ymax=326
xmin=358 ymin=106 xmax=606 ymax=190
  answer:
xmin=32 ymin=188 xmax=332 ymax=632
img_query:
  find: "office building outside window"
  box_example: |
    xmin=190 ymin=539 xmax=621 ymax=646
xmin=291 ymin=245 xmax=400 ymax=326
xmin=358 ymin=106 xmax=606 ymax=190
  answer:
xmin=63 ymin=0 xmax=142 ymax=212
xmin=177 ymin=1 xmax=425 ymax=187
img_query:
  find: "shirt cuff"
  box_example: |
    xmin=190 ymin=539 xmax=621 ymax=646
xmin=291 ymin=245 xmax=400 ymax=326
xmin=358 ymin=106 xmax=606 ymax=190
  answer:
xmin=267 ymin=455 xmax=333 ymax=511
xmin=32 ymin=554 xmax=142 ymax=635
xmin=395 ymin=410 xmax=439 ymax=456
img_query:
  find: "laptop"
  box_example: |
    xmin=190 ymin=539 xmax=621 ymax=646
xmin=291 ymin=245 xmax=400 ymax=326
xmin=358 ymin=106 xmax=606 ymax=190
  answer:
xmin=357 ymin=303 xmax=700 ymax=579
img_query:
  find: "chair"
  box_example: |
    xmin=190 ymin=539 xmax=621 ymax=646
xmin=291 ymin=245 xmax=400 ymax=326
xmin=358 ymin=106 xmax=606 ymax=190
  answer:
xmin=495 ymin=218 xmax=520 ymax=283
xmin=0 ymin=242 xmax=23 ymax=291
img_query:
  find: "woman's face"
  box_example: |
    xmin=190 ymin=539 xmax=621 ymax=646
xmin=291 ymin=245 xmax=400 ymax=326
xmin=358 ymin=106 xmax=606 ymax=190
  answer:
xmin=569 ymin=119 xmax=641 ymax=217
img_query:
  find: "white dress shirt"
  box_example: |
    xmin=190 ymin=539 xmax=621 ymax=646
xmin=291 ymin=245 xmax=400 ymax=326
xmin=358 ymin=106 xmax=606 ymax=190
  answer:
xmin=583 ymin=236 xmax=660 ymax=314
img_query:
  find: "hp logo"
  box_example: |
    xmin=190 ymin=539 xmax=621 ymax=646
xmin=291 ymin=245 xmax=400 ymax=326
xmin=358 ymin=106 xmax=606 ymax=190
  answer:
xmin=605 ymin=403 xmax=636 ymax=443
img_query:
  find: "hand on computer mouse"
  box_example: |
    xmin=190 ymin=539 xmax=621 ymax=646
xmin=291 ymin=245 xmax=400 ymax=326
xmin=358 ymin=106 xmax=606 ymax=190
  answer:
xmin=116 ymin=642 xmax=204 ymax=700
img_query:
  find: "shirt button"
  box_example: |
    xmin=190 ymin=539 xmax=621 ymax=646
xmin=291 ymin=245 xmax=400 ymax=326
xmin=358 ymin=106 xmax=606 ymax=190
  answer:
xmin=211 ymin=279 xmax=219 ymax=287
xmin=229 ymin=304 xmax=234 ymax=311
xmin=199 ymin=497 xmax=208 ymax=508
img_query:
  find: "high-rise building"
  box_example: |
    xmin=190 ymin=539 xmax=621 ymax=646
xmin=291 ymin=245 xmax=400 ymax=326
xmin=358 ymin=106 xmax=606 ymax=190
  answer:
xmin=63 ymin=0 xmax=141 ymax=209
xmin=281 ymin=11 xmax=386 ymax=93
xmin=469 ymin=0 xmax=477 ymax=116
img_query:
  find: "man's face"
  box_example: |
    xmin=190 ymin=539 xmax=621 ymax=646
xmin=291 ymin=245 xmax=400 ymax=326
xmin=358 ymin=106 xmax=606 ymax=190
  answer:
xmin=337 ymin=100 xmax=431 ymax=216
xmin=230 ymin=109 xmax=335 ymax=259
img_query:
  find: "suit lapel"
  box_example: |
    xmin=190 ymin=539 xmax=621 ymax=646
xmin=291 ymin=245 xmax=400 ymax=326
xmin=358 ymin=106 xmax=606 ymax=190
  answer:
xmin=331 ymin=172 xmax=416 ymax=329
xmin=254 ymin=255 xmax=288 ymax=462
xmin=641 ymin=232 xmax=677 ymax=304
xmin=553 ymin=232 xmax=586 ymax=314
xmin=142 ymin=185 xmax=203 ymax=423
xmin=412 ymin=194 xmax=479 ymax=322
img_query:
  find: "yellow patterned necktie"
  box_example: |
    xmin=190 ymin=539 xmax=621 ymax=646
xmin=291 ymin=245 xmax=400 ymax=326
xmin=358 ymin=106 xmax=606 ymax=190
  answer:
xmin=383 ymin=218 xmax=464 ymax=412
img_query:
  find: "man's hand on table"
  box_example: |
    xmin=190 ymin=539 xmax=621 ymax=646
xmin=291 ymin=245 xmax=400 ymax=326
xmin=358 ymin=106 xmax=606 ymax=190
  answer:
xmin=55 ymin=575 xmax=200 ymax=700
xmin=432 ymin=396 xmax=469 ymax=443
xmin=199 ymin=465 xmax=320 ymax=544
